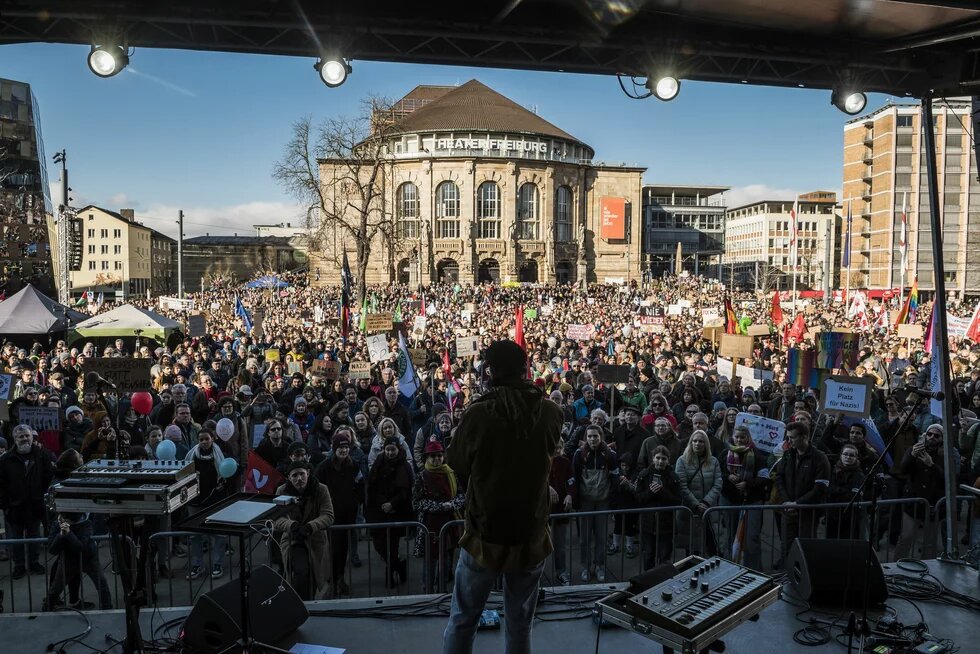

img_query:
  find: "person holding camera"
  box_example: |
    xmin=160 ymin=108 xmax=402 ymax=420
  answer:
xmin=894 ymin=425 xmax=956 ymax=559
xmin=80 ymin=415 xmax=120 ymax=462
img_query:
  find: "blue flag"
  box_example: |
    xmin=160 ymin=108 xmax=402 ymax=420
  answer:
xmin=235 ymin=296 xmax=253 ymax=333
xmin=397 ymin=333 xmax=420 ymax=404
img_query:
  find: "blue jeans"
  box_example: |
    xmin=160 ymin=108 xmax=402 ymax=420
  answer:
xmin=443 ymin=548 xmax=545 ymax=654
xmin=190 ymin=534 xmax=227 ymax=569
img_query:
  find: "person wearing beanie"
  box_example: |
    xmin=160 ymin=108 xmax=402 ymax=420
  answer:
xmin=288 ymin=395 xmax=316 ymax=444
xmin=162 ymin=424 xmax=189 ymax=459
xmin=412 ymin=438 xmax=464 ymax=592
xmin=62 ymin=406 xmax=93 ymax=453
xmin=283 ymin=441 xmax=310 ymax=474
xmin=366 ymin=430 xmax=414 ymax=588
xmin=275 ymin=454 xmax=334 ymax=601
xmin=443 ymin=340 xmax=563 ymax=653
xmin=313 ymin=427 xmax=362 ymax=596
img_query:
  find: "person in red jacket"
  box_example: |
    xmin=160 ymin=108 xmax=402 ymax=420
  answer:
xmin=547 ymin=437 xmax=575 ymax=585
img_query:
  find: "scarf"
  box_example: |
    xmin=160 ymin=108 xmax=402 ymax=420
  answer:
xmin=423 ymin=460 xmax=462 ymax=520
xmin=726 ymin=445 xmax=756 ymax=481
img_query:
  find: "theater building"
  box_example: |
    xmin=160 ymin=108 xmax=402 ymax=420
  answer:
xmin=309 ymin=80 xmax=645 ymax=286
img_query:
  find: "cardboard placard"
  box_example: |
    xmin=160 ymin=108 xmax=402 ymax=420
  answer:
xmin=596 ymin=364 xmax=631 ymax=384
xmin=702 ymin=326 xmax=723 ymax=342
xmin=265 ymin=348 xmax=280 ymax=362
xmin=455 ymin=335 xmax=480 ymax=357
xmin=524 ymin=308 xmax=538 ymax=320
xmin=821 ymin=375 xmax=874 ymax=418
xmin=719 ymin=334 xmax=754 ymax=359
xmin=188 ymin=313 xmax=206 ymax=338
xmin=701 ymin=308 xmax=720 ymax=325
xmin=566 ymin=324 xmax=595 ymax=340
xmin=367 ymin=333 xmax=390 ymax=363
xmin=316 ymin=360 xmax=341 ymax=381
xmin=745 ymin=324 xmax=771 ymax=337
xmin=348 ymin=361 xmax=372 ymax=379
xmin=18 ymin=405 xmax=62 ymax=431
xmin=81 ymin=359 xmax=153 ymax=393
xmin=734 ymin=412 xmax=785 ymax=455
xmin=411 ymin=316 xmax=427 ymax=341
xmin=366 ymin=313 xmax=394 ymax=333
xmin=0 ymin=373 xmax=12 ymax=401
xmin=897 ymin=324 xmax=924 ymax=340
xmin=408 ymin=348 xmax=428 ymax=368
xmin=287 ymin=361 xmax=304 ymax=375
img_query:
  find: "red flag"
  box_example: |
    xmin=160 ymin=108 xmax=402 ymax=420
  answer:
xmin=770 ymin=292 xmax=784 ymax=325
xmin=442 ymin=348 xmax=452 ymax=378
xmin=787 ymin=313 xmax=806 ymax=344
xmin=244 ymin=450 xmax=284 ymax=495
xmin=966 ymin=300 xmax=980 ymax=344
xmin=515 ymin=305 xmax=526 ymax=351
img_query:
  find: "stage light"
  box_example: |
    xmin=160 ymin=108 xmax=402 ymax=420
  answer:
xmin=652 ymin=76 xmax=680 ymax=101
xmin=87 ymin=45 xmax=129 ymax=78
xmin=831 ymin=89 xmax=867 ymax=115
xmin=315 ymin=57 xmax=352 ymax=88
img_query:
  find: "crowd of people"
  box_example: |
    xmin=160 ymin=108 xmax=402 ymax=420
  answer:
xmin=0 ymin=272 xmax=978 ymax=607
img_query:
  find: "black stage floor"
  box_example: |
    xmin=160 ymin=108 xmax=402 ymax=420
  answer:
xmin=2 ymin=559 xmax=976 ymax=653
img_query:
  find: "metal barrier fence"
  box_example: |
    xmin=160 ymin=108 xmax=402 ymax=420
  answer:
xmin=1 ymin=497 xmax=975 ymax=613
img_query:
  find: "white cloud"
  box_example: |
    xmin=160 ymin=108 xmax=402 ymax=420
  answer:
xmin=135 ymin=200 xmax=308 ymax=238
xmin=725 ymin=184 xmax=804 ymax=210
xmin=107 ymin=192 xmax=131 ymax=207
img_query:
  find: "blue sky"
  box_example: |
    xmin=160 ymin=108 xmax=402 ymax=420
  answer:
xmin=3 ymin=42 xmax=894 ymax=237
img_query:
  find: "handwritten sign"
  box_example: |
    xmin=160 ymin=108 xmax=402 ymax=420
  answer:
xmin=312 ymin=360 xmax=340 ymax=381
xmin=821 ymin=375 xmax=873 ymax=418
xmin=596 ymin=364 xmax=631 ymax=384
xmin=566 ymin=324 xmax=595 ymax=340
xmin=348 ymin=361 xmax=372 ymax=380
xmin=367 ymin=333 xmax=390 ymax=363
xmin=18 ymin=405 xmax=62 ymax=431
xmin=719 ymin=334 xmax=754 ymax=359
xmin=411 ymin=316 xmax=427 ymax=341
xmin=287 ymin=361 xmax=304 ymax=375
xmin=366 ymin=312 xmax=393 ymax=333
xmin=188 ymin=313 xmax=206 ymax=338
xmin=667 ymin=304 xmax=682 ymax=316
xmin=408 ymin=348 xmax=428 ymax=368
xmin=158 ymin=296 xmax=195 ymax=311
xmin=455 ymin=335 xmax=479 ymax=357
xmin=734 ymin=412 xmax=785 ymax=455
xmin=702 ymin=308 xmax=722 ymax=326
xmin=81 ymin=359 xmax=153 ymax=393
xmin=265 ymin=348 xmax=280 ymax=362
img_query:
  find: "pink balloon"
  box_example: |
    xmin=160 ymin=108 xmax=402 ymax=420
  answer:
xmin=131 ymin=391 xmax=153 ymax=416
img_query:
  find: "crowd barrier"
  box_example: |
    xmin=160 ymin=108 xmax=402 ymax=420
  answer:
xmin=1 ymin=497 xmax=974 ymax=613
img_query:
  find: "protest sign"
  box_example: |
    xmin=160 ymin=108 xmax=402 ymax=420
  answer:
xmin=821 ymin=375 xmax=873 ymax=418
xmin=159 ymin=296 xmax=195 ymax=311
xmin=315 ymin=360 xmax=341 ymax=381
xmin=367 ymin=333 xmax=390 ymax=363
xmin=947 ymin=316 xmax=970 ymax=338
xmin=719 ymin=334 xmax=754 ymax=359
xmin=716 ymin=357 xmax=734 ymax=380
xmin=265 ymin=348 xmax=280 ymax=362
xmin=365 ymin=313 xmax=393 ymax=333
xmin=816 ymin=332 xmax=861 ymax=369
xmin=736 ymin=364 xmax=775 ymax=384
xmin=0 ymin=373 xmax=12 ymax=401
xmin=19 ymin=405 xmax=61 ymax=431
xmin=455 ymin=335 xmax=480 ymax=357
xmin=566 ymin=324 xmax=595 ymax=340
xmin=596 ymin=364 xmax=631 ymax=384
xmin=348 ymin=362 xmax=372 ymax=379
xmin=188 ymin=313 xmax=206 ymax=338
xmin=408 ymin=348 xmax=428 ymax=368
xmin=745 ymin=324 xmax=771 ymax=337
xmin=81 ymin=359 xmax=153 ymax=392
xmin=411 ymin=316 xmax=427 ymax=341
xmin=701 ymin=308 xmax=720 ymax=325
xmin=897 ymin=324 xmax=924 ymax=340
xmin=286 ymin=361 xmax=304 ymax=375
xmin=678 ymin=299 xmax=692 ymax=309
xmin=667 ymin=304 xmax=682 ymax=316
xmin=734 ymin=412 xmax=785 ymax=455
xmin=460 ymin=309 xmax=472 ymax=323
xmin=702 ymin=325 xmax=723 ymax=342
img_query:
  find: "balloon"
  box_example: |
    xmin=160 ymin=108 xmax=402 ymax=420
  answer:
xmin=218 ymin=458 xmax=238 ymax=479
xmin=216 ymin=418 xmax=235 ymax=441
xmin=131 ymin=391 xmax=153 ymax=416
xmin=156 ymin=439 xmax=176 ymax=460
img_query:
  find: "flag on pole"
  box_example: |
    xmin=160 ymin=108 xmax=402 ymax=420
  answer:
xmin=235 ymin=296 xmax=253 ymax=333
xmin=965 ymin=300 xmax=980 ymax=344
xmin=770 ymin=292 xmax=784 ymax=326
xmin=397 ymin=333 xmax=420 ymax=404
xmin=787 ymin=313 xmax=807 ymax=344
xmin=96 ymin=291 xmax=104 ymax=307
xmin=724 ymin=297 xmax=738 ymax=335
xmin=873 ymin=307 xmax=889 ymax=332
xmin=789 ymin=199 xmax=800 ymax=269
xmin=358 ymin=296 xmax=369 ymax=332
xmin=842 ymin=201 xmax=852 ymax=269
xmin=893 ymin=277 xmax=918 ymax=326
xmin=515 ymin=304 xmax=526 ymax=351
xmin=244 ymin=451 xmax=284 ymax=495
xmin=341 ymin=252 xmax=353 ymax=340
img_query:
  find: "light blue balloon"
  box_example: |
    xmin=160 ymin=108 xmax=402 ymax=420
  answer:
xmin=219 ymin=458 xmax=238 ymax=479
xmin=156 ymin=439 xmax=177 ymax=460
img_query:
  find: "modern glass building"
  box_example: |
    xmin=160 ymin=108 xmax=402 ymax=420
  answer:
xmin=0 ymin=77 xmax=53 ymax=295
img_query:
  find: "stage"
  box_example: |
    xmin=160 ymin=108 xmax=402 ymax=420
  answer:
xmin=3 ymin=559 xmax=976 ymax=653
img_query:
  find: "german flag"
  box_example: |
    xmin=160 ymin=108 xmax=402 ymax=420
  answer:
xmin=725 ymin=297 xmax=738 ymax=335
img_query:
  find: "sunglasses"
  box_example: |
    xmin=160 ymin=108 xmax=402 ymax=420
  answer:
xmin=269 ymin=427 xmax=283 ymax=432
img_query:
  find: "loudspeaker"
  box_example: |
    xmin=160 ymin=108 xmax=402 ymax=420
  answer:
xmin=785 ymin=538 xmax=887 ymax=609
xmin=181 ymin=564 xmax=308 ymax=652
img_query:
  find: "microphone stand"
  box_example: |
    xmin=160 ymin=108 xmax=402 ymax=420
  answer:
xmin=841 ymin=392 xmax=927 ymax=654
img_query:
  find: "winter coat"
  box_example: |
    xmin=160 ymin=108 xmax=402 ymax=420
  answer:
xmin=547 ymin=454 xmax=576 ymax=515
xmin=313 ymin=454 xmax=363 ymax=524
xmin=634 ymin=465 xmax=682 ymax=534
xmin=62 ymin=417 xmax=93 ymax=453
xmin=446 ymin=381 xmax=563 ymax=573
xmin=571 ymin=444 xmax=620 ymax=507
xmin=675 ymin=455 xmax=723 ymax=510
xmin=368 ymin=433 xmax=414 ymax=474
xmin=0 ymin=444 xmax=54 ymax=523
xmin=365 ymin=450 xmax=414 ymax=524
xmin=412 ymin=467 xmax=466 ymax=557
xmin=776 ymin=445 xmax=832 ymax=506
xmin=718 ymin=448 xmax=770 ymax=504
xmin=274 ymin=479 xmax=335 ymax=596
xmin=895 ymin=445 xmax=954 ymax=518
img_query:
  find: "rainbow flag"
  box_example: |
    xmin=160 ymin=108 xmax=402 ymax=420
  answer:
xmin=893 ymin=277 xmax=918 ymax=327
xmin=786 ymin=348 xmax=819 ymax=388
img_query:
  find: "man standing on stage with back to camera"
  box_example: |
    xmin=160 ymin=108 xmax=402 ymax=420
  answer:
xmin=443 ymin=340 xmax=563 ymax=654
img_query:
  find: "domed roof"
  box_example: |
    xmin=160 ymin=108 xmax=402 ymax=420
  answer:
xmin=391 ymin=79 xmax=588 ymax=148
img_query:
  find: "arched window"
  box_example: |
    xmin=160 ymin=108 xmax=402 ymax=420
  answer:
xmin=517 ymin=183 xmax=539 ymax=240
xmin=396 ymin=182 xmax=419 ymax=238
xmin=435 ymin=181 xmax=460 ymax=239
xmin=477 ymin=182 xmax=500 ymax=239
xmin=555 ymin=185 xmax=572 ymax=242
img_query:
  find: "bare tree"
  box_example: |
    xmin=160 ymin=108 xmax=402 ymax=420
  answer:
xmin=273 ymin=98 xmax=397 ymax=303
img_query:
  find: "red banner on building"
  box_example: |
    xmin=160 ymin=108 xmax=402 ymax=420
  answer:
xmin=600 ymin=196 xmax=626 ymax=240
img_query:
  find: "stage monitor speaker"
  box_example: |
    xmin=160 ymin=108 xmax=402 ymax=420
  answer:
xmin=181 ymin=564 xmax=308 ymax=652
xmin=785 ymin=538 xmax=887 ymax=609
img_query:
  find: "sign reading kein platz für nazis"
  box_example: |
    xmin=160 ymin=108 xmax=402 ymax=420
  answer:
xmin=821 ymin=375 xmax=874 ymax=418
xmin=82 ymin=358 xmax=153 ymax=392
